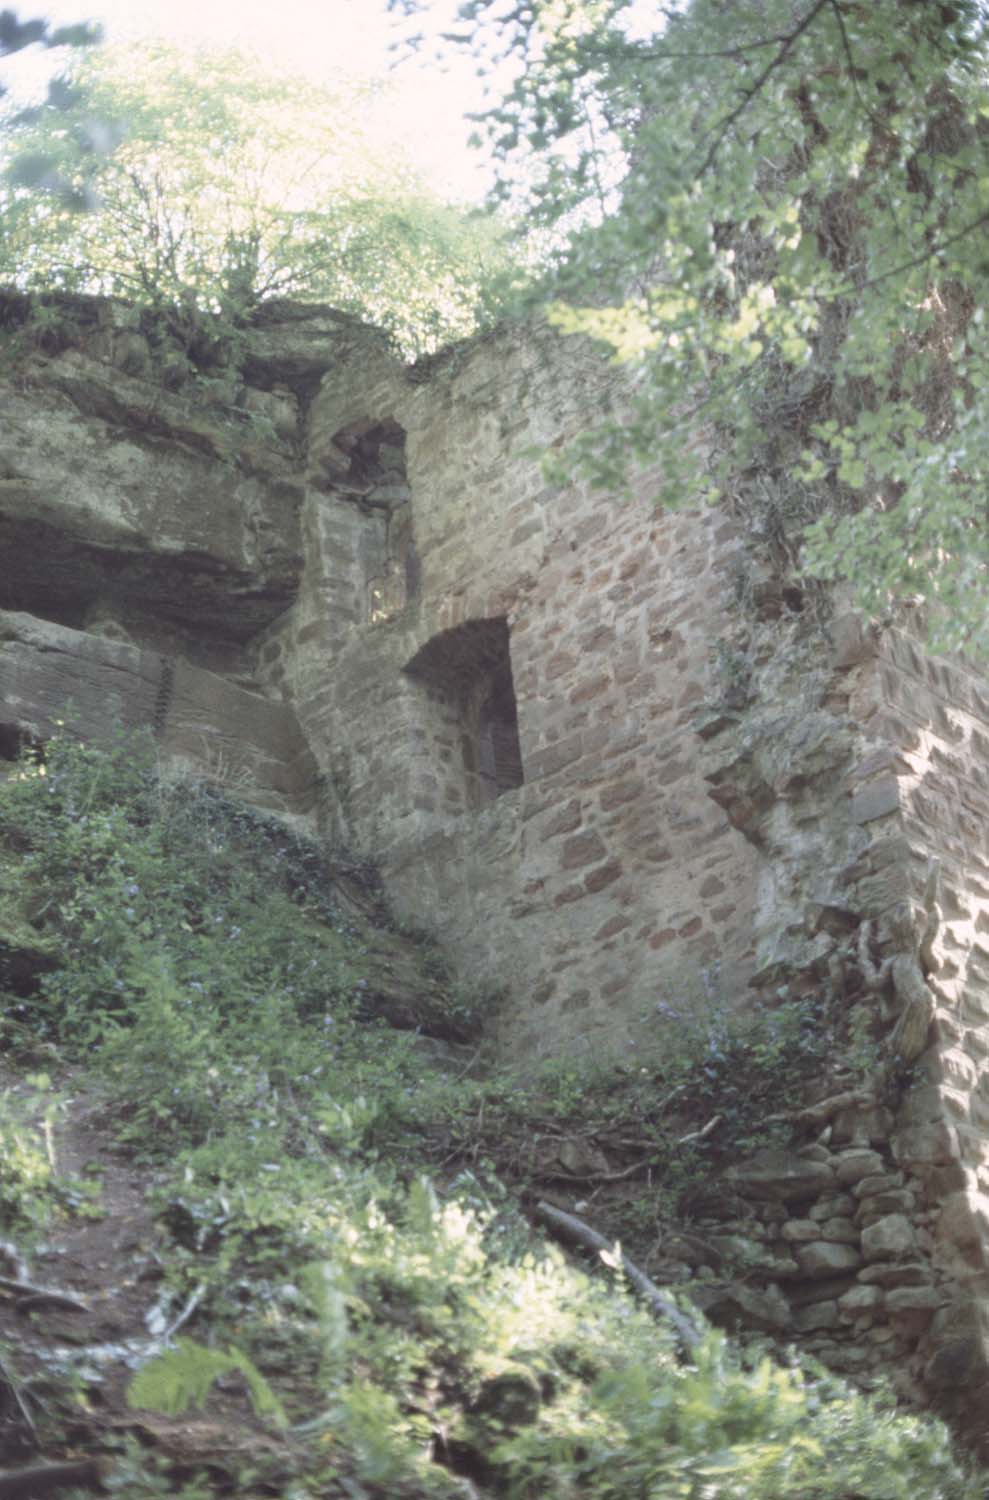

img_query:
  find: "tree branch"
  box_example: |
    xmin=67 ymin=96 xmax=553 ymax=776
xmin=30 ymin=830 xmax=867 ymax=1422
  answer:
xmin=696 ymin=0 xmax=831 ymax=177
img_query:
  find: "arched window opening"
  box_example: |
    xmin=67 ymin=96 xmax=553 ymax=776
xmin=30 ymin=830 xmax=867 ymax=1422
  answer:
xmin=404 ymin=618 xmax=524 ymax=810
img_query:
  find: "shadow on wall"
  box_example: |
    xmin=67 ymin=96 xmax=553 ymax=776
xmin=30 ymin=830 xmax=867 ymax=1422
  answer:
xmin=404 ymin=618 xmax=524 ymax=810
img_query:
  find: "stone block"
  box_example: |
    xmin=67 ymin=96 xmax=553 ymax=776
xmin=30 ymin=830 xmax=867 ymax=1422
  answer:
xmin=855 ymin=1189 xmax=916 ymax=1222
xmin=852 ymin=1173 xmax=904 ymax=1199
xmin=849 ymin=777 xmax=900 ymax=824
xmin=925 ymin=1337 xmax=989 ymax=1392
xmin=793 ymin=1300 xmax=840 ymax=1332
xmin=829 ymin=611 xmax=878 ymax=668
xmin=583 ymin=858 xmax=624 ymax=894
xmin=893 ymin=1121 xmax=960 ymax=1168
xmin=886 ymin=1286 xmax=944 ymax=1315
xmin=816 ymin=1217 xmax=861 ymax=1244
xmin=838 ymin=1284 xmax=883 ymax=1316
xmin=860 ymin=1214 xmax=916 ymax=1261
xmin=858 ymin=1261 xmax=933 ymax=1287
xmin=834 ymin=1149 xmax=886 ymax=1186
xmin=728 ymin=1150 xmax=834 ymax=1203
xmin=782 ymin=1219 xmax=821 ymax=1243
xmin=796 ymin=1242 xmax=863 ymax=1278
xmin=560 ymin=830 xmax=607 ymax=871
xmin=936 ymin=1191 xmax=989 ymax=1264
xmin=541 ymin=799 xmax=582 ymax=838
xmin=786 ymin=1273 xmax=858 ymax=1306
xmin=809 ymin=1193 xmax=856 ymax=1221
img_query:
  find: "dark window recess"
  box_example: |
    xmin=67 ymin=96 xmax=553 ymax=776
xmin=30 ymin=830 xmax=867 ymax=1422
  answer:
xmin=0 ymin=722 xmax=23 ymax=761
xmin=327 ymin=417 xmax=419 ymax=627
xmin=328 ymin=417 xmax=409 ymax=503
xmin=404 ymin=618 xmax=524 ymax=808
xmin=476 ymin=665 xmax=524 ymax=800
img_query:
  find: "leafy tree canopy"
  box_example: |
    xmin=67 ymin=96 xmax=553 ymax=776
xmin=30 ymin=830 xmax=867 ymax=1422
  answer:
xmin=0 ymin=39 xmax=516 ymax=355
xmin=394 ymin=0 xmax=989 ymax=651
xmin=0 ymin=5 xmax=100 ymax=77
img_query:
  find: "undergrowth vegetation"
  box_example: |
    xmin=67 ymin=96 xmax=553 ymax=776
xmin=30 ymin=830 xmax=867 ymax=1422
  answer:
xmin=0 ymin=732 xmax=983 ymax=1497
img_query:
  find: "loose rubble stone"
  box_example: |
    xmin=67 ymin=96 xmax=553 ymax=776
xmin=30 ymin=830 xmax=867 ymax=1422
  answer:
xmin=688 ymin=1280 xmax=792 ymax=1334
xmin=707 ymin=1235 xmax=797 ymax=1277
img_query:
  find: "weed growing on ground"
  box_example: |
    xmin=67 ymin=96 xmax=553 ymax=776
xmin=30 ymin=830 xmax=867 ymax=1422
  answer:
xmin=0 ymin=731 xmax=984 ymax=1498
xmin=0 ymin=1076 xmax=58 ymax=1235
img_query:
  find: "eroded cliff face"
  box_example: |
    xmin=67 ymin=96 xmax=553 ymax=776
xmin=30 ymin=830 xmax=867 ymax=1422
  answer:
xmin=4 ymin=291 xmax=989 ymax=1441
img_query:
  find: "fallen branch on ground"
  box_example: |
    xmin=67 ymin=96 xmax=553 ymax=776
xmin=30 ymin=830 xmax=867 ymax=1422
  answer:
xmin=538 ymin=1156 xmax=656 ymax=1186
xmin=0 ymin=1459 xmax=104 ymax=1497
xmin=677 ymin=1114 xmax=722 ymax=1145
xmin=765 ymin=1088 xmax=875 ymax=1129
xmin=534 ymin=1200 xmax=702 ymax=1352
xmin=0 ymin=1276 xmax=87 ymax=1314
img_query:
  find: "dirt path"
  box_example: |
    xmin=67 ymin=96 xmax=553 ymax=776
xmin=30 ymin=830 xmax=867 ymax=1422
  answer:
xmin=0 ymin=1065 xmax=280 ymax=1492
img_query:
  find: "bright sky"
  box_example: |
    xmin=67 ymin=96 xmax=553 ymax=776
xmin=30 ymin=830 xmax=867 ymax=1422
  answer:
xmin=1 ymin=0 xmax=497 ymax=201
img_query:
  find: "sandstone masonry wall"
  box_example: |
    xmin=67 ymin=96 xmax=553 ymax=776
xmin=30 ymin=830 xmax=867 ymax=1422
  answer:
xmin=697 ymin=610 xmax=989 ymax=1442
xmin=254 ymin=323 xmax=761 ymax=1058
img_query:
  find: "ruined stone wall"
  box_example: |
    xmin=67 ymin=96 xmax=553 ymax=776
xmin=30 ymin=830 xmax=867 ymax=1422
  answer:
xmin=872 ymin=629 xmax=989 ymax=1432
xmin=694 ymin=606 xmax=989 ymax=1439
xmin=254 ymin=322 xmax=761 ymax=1058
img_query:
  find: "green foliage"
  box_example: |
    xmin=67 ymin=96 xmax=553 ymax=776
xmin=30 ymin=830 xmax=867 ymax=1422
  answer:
xmin=395 ymin=0 xmax=989 ymax=649
xmin=128 ymin=1337 xmax=286 ymax=1426
xmin=0 ymin=1073 xmax=56 ymax=1232
xmin=0 ymin=40 xmax=517 ymax=356
xmin=2 ymin=731 xmax=984 ymax=1496
xmin=136 ymin=1174 xmax=982 ymax=1500
xmin=0 ymin=11 xmax=105 ymax=209
xmin=0 ymin=727 xmax=431 ymax=1155
xmin=497 ymin=1334 xmax=976 ymax=1500
xmin=0 ymin=1071 xmax=98 ymax=1235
